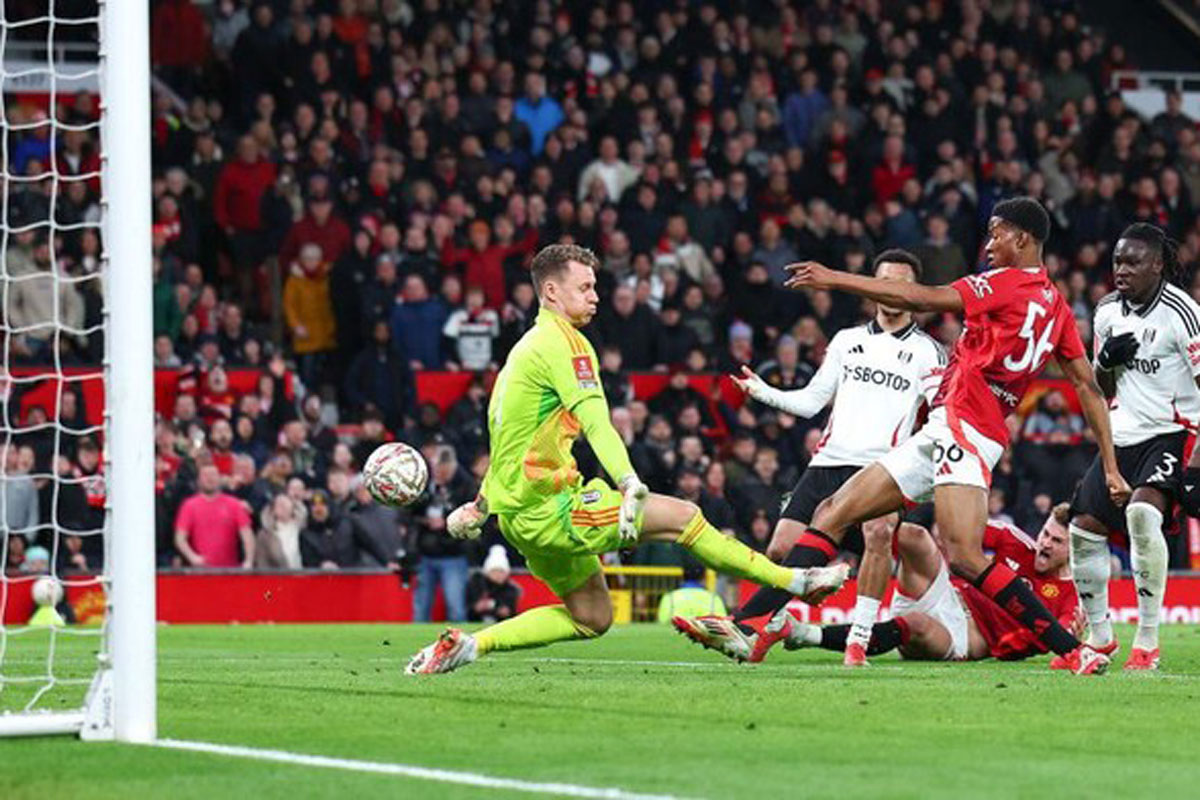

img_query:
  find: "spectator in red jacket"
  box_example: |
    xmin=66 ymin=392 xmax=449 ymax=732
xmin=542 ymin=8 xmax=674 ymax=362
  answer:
xmin=150 ymin=0 xmax=211 ymax=76
xmin=437 ymin=218 xmax=536 ymax=310
xmin=278 ymin=193 xmax=351 ymax=272
xmin=54 ymin=129 xmax=101 ymax=195
xmin=871 ymin=135 xmax=916 ymax=206
xmin=214 ymin=135 xmax=277 ymax=271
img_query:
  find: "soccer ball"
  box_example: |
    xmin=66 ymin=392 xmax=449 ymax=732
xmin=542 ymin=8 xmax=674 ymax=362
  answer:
xmin=361 ymin=442 xmax=429 ymax=506
xmin=32 ymin=576 xmax=63 ymax=607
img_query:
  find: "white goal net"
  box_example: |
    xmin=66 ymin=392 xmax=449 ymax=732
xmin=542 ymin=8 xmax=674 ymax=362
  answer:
xmin=0 ymin=0 xmax=154 ymax=740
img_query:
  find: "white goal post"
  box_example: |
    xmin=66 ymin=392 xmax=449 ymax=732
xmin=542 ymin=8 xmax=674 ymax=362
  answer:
xmin=0 ymin=0 xmax=155 ymax=741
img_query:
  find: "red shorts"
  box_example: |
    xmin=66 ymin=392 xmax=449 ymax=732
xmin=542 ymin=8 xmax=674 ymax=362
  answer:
xmin=953 ymin=579 xmax=1045 ymax=661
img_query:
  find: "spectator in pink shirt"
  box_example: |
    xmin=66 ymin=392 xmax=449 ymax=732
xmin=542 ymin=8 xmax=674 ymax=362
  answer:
xmin=174 ymin=463 xmax=255 ymax=569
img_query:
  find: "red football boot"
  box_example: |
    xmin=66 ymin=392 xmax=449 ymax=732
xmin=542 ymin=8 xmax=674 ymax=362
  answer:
xmin=843 ymin=641 xmax=869 ymax=668
xmin=1050 ymin=638 xmax=1118 ymax=671
xmin=1123 ymin=647 xmax=1160 ymax=671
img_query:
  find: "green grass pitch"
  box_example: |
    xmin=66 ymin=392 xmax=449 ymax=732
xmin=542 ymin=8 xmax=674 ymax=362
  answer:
xmin=4 ymin=623 xmax=1200 ymax=799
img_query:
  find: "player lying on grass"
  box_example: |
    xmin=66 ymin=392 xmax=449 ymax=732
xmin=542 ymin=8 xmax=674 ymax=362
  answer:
xmin=673 ymin=198 xmax=1129 ymax=675
xmin=673 ymin=249 xmax=945 ymax=666
xmin=748 ymin=507 xmax=1081 ymax=664
xmin=406 ymin=244 xmax=848 ymax=674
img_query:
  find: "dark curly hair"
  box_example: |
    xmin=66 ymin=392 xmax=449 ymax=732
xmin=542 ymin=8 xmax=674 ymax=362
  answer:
xmin=1119 ymin=222 xmax=1182 ymax=287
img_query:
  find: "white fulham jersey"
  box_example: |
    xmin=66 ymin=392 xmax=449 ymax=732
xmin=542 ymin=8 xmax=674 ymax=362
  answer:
xmin=1094 ymin=281 xmax=1200 ymax=447
xmin=764 ymin=320 xmax=945 ymax=468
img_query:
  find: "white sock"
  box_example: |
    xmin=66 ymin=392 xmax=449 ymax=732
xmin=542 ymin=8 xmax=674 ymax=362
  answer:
xmin=787 ymin=566 xmax=824 ymax=595
xmin=1126 ymin=501 xmax=1167 ymax=651
xmin=847 ymin=596 xmax=881 ymax=648
xmin=788 ymin=622 xmax=822 ymax=648
xmin=1069 ymin=523 xmax=1113 ymax=646
xmin=787 ymin=569 xmax=809 ymax=595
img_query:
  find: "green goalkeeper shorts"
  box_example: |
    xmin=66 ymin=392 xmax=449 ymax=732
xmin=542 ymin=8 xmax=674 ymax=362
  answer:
xmin=497 ymin=477 xmax=637 ymax=597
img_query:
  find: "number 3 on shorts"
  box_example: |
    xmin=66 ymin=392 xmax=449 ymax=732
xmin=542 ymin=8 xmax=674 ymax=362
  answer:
xmin=1149 ymin=451 xmax=1178 ymax=484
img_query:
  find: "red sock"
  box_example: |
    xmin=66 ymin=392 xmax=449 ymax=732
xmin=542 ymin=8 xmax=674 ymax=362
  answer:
xmin=794 ymin=529 xmax=838 ymax=563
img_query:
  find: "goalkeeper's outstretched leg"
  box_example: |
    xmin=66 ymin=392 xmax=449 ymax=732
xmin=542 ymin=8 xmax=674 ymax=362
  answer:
xmin=405 ymin=493 xmax=849 ymax=675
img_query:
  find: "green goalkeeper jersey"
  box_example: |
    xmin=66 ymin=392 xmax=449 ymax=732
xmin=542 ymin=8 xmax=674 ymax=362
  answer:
xmin=482 ymin=306 xmax=629 ymax=514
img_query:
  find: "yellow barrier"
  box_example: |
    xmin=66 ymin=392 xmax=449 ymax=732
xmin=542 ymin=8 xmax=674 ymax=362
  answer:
xmin=601 ymin=565 xmax=718 ymax=623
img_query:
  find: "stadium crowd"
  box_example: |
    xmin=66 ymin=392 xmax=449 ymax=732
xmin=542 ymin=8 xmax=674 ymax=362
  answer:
xmin=5 ymin=0 xmax=1200 ymax=618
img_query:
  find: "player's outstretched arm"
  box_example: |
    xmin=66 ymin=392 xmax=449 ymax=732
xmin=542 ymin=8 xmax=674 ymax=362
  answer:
xmin=732 ymin=349 xmax=839 ymax=417
xmin=574 ymin=395 xmax=645 ymax=542
xmin=1061 ymin=354 xmax=1131 ymax=506
xmin=574 ymin=396 xmax=636 ymax=482
xmin=784 ymin=261 xmax=964 ymax=313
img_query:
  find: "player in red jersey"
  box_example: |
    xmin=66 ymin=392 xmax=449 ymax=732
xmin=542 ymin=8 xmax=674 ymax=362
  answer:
xmin=774 ymin=197 xmax=1129 ymax=674
xmin=754 ymin=507 xmax=1081 ymax=664
xmin=957 ymin=514 xmax=1081 ymax=661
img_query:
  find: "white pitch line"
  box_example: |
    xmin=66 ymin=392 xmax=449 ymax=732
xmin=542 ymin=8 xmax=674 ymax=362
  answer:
xmin=520 ymin=657 xmax=731 ymax=668
xmin=519 ymin=657 xmax=907 ymax=670
xmin=151 ymin=739 xmax=699 ymax=800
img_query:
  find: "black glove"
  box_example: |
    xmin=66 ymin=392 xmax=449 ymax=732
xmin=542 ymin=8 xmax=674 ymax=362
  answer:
xmin=1180 ymin=467 xmax=1200 ymax=518
xmin=1096 ymin=331 xmax=1139 ymax=371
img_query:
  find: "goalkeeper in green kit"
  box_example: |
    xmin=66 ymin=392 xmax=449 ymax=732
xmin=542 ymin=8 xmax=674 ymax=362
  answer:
xmin=406 ymin=245 xmax=848 ymax=674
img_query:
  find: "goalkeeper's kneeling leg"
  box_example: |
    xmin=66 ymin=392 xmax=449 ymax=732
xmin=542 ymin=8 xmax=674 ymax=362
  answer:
xmin=562 ymin=571 xmax=613 ymax=637
xmin=474 ymin=572 xmax=612 ymax=656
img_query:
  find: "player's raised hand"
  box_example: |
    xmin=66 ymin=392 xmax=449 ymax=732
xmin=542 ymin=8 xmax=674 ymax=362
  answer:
xmin=1105 ymin=471 xmax=1132 ymax=507
xmin=617 ymin=474 xmax=649 ymax=544
xmin=784 ymin=261 xmax=834 ymax=291
xmin=731 ymin=365 xmax=769 ymax=401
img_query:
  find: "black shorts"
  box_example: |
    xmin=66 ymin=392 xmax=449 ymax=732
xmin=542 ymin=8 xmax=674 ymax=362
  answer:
xmin=781 ymin=465 xmax=858 ymax=523
xmin=780 ymin=466 xmax=864 ymax=554
xmin=1070 ymin=430 xmax=1187 ymax=534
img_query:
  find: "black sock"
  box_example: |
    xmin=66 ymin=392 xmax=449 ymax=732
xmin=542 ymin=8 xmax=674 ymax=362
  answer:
xmin=732 ymin=530 xmax=837 ymax=624
xmin=819 ymin=620 xmax=908 ymax=656
xmin=975 ymin=562 xmax=1079 ymax=656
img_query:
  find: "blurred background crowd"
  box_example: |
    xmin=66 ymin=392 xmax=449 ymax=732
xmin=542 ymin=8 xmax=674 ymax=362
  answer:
xmin=4 ymin=0 xmax=1200 ymax=619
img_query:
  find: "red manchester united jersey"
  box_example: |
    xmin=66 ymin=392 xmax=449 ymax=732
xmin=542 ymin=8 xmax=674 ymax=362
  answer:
xmin=953 ymin=520 xmax=1079 ymax=660
xmin=932 ymin=268 xmax=1085 ymax=446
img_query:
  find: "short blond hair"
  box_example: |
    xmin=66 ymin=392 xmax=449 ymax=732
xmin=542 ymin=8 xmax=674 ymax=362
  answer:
xmin=530 ymin=244 xmax=600 ymax=294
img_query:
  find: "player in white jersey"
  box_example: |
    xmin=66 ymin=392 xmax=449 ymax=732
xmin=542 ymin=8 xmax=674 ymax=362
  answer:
xmin=673 ymin=250 xmax=944 ymax=662
xmin=1067 ymin=224 xmax=1200 ymax=672
xmin=755 ymin=314 xmax=944 ymax=474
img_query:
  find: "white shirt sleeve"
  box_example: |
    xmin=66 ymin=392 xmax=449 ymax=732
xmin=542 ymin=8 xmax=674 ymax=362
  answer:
xmin=918 ymin=338 xmax=946 ymax=406
xmin=1169 ymin=294 xmax=1200 ymax=379
xmin=752 ymin=332 xmax=843 ymax=418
